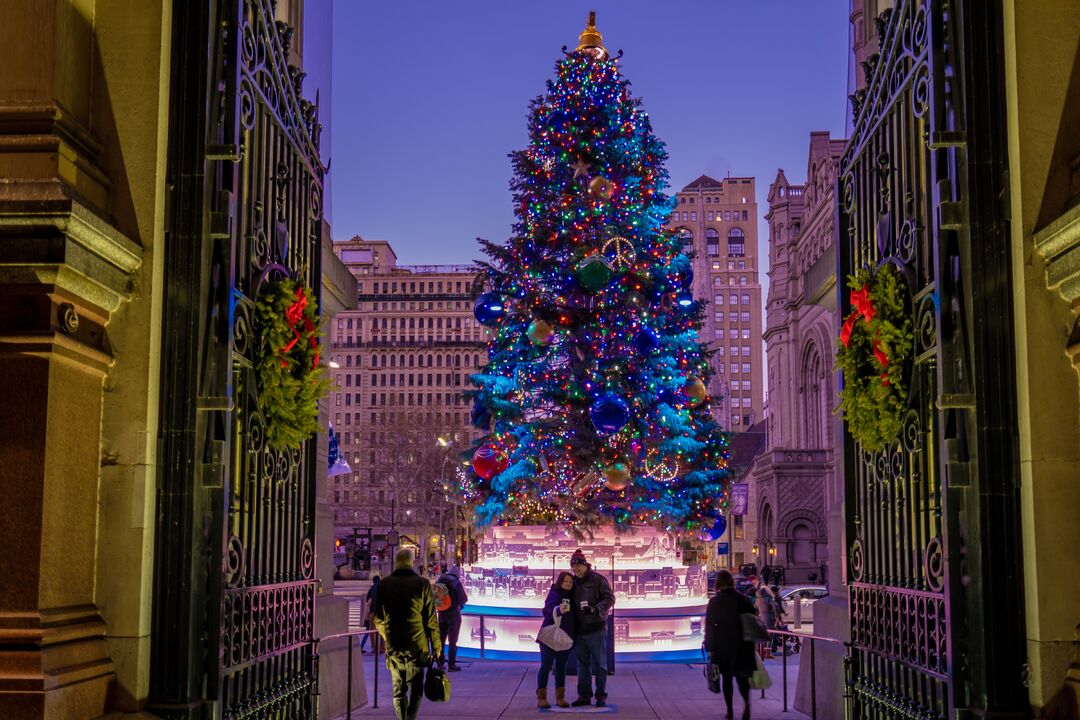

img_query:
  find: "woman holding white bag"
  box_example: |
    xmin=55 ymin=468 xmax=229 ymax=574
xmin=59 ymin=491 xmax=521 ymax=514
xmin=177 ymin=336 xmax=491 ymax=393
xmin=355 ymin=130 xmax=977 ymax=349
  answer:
xmin=535 ymin=571 xmax=576 ymax=708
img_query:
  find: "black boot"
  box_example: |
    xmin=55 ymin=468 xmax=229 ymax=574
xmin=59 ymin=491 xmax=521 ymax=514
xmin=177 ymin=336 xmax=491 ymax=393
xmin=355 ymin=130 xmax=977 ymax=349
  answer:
xmin=570 ymin=696 xmax=592 ymax=707
xmin=594 ymin=694 xmax=607 ymax=708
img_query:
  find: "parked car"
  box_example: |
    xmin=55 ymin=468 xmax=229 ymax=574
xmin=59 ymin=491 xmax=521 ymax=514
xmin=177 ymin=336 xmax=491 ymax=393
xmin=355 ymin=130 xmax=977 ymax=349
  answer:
xmin=777 ymin=585 xmax=828 ymax=624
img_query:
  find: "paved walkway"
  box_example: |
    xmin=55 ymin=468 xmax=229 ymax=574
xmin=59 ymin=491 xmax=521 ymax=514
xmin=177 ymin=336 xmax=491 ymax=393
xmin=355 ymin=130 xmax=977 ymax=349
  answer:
xmin=348 ymin=656 xmax=808 ymax=720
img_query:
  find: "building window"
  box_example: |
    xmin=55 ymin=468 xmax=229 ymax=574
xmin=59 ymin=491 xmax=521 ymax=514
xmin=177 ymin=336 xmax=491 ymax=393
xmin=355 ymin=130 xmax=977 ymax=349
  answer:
xmin=725 ymin=210 xmax=732 ymax=221
xmin=730 ymin=294 xmax=738 ymax=306
xmin=742 ymin=363 xmax=751 ymax=373
xmin=690 ymin=211 xmax=697 ymax=221
xmin=706 ymin=228 xmax=720 ymax=256
xmin=716 ymin=345 xmax=725 ymax=354
xmin=741 ymin=294 xmax=750 ymax=305
xmin=715 ymin=311 xmax=725 ymax=323
xmin=707 ymin=211 xmax=714 ymax=221
xmin=742 ymin=210 xmax=749 ymax=221
xmin=728 ymin=228 xmax=746 ymax=256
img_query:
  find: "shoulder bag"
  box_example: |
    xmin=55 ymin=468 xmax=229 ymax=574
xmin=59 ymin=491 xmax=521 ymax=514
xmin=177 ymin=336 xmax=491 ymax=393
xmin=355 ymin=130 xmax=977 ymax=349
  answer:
xmin=741 ymin=612 xmax=770 ymax=643
xmin=424 ymin=658 xmax=451 ymax=702
xmin=537 ymin=609 xmax=574 ymax=652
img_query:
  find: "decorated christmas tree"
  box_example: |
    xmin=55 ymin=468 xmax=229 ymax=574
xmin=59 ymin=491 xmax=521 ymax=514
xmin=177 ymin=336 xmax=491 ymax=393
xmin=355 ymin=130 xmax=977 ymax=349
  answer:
xmin=465 ymin=14 xmax=730 ymax=536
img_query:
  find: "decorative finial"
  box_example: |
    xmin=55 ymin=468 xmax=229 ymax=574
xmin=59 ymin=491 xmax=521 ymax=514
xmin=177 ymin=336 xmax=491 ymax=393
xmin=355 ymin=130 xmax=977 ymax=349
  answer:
xmin=576 ymin=11 xmax=608 ymax=60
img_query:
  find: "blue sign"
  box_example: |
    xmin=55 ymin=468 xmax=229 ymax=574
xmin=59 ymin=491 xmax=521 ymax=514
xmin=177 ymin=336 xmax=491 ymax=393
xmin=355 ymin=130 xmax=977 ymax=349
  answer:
xmin=717 ymin=542 xmax=729 ymax=556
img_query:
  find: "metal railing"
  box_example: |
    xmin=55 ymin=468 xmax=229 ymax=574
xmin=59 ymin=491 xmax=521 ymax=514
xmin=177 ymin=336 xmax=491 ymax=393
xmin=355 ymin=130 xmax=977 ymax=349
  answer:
xmin=761 ymin=628 xmax=846 ymax=720
xmin=314 ymin=628 xmax=382 ymax=719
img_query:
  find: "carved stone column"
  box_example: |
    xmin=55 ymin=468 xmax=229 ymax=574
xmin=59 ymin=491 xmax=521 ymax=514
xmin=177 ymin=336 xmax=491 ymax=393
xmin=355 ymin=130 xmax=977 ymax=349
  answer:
xmin=0 ymin=1 xmax=141 ymax=717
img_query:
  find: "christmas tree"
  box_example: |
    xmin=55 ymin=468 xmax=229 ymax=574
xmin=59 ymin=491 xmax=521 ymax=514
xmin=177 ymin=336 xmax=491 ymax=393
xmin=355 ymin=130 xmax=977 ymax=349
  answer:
xmin=465 ymin=14 xmax=730 ymax=536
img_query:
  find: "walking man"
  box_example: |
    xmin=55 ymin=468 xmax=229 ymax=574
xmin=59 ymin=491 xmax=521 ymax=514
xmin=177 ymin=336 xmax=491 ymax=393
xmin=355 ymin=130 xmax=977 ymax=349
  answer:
xmin=435 ymin=565 xmax=469 ymax=671
xmin=371 ymin=548 xmax=442 ymax=720
xmin=568 ymin=549 xmax=615 ymax=707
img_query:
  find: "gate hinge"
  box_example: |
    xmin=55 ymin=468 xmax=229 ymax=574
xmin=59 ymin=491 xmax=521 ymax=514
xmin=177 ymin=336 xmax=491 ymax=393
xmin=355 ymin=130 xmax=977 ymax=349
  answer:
xmin=930 ymin=131 xmax=966 ymax=149
xmin=197 ymin=395 xmax=234 ymax=412
xmin=207 ymin=143 xmax=243 ymax=162
xmin=210 ymin=190 xmax=236 ymax=239
xmin=938 ymin=393 xmax=975 ymax=409
xmin=939 ymin=201 xmax=964 ymax=230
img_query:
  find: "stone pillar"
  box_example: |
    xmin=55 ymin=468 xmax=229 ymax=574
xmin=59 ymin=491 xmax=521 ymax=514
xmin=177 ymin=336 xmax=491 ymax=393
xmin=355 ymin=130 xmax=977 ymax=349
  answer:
xmin=0 ymin=2 xmax=144 ymax=718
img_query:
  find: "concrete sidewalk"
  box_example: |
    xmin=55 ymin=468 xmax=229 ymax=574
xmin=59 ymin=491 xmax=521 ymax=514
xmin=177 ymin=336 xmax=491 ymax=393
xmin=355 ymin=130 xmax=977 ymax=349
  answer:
xmin=345 ymin=656 xmax=808 ymax=720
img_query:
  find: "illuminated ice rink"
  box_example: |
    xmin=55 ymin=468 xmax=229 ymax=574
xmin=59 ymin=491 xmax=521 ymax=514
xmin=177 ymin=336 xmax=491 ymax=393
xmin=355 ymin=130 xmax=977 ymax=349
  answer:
xmin=459 ymin=525 xmax=708 ymax=660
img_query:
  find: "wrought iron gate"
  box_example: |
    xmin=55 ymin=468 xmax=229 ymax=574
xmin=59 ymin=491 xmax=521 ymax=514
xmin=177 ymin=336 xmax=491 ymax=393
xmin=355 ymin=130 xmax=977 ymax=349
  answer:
xmin=152 ymin=0 xmax=323 ymax=718
xmin=839 ymin=2 xmax=1026 ymax=718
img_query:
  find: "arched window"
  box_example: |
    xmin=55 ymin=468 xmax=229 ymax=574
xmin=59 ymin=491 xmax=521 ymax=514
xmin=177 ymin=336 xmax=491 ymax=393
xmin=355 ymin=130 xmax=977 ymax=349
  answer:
xmin=345 ymin=356 xmax=352 ymax=368
xmin=464 ymin=355 xmax=471 ymax=367
xmin=390 ymin=355 xmax=396 ymax=368
xmin=399 ymin=354 xmax=405 ymax=368
xmin=705 ymin=228 xmax=720 ymax=257
xmin=790 ymin=522 xmax=814 ymax=564
xmin=801 ymin=343 xmax=825 ymax=447
xmin=677 ymin=227 xmax=692 ymax=246
xmin=474 ymin=353 xmax=481 ymax=367
xmin=436 ymin=355 xmax=443 ymax=368
xmin=727 ymin=228 xmax=746 ymax=257
xmin=713 ymin=276 xmax=723 ymax=289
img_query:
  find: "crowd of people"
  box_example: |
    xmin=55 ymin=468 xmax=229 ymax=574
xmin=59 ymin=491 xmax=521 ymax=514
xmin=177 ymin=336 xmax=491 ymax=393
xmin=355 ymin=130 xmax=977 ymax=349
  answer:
xmin=366 ymin=548 xmax=778 ymax=720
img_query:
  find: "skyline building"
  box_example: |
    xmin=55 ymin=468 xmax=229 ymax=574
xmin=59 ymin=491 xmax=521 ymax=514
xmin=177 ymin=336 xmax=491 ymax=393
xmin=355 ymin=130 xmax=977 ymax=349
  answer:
xmin=665 ymin=175 xmax=765 ymax=432
xmin=329 ymin=236 xmax=488 ymax=570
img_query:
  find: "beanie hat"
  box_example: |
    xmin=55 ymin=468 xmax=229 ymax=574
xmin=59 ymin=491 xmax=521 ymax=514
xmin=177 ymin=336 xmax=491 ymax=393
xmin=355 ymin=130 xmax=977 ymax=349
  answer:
xmin=570 ymin=549 xmax=589 ymax=566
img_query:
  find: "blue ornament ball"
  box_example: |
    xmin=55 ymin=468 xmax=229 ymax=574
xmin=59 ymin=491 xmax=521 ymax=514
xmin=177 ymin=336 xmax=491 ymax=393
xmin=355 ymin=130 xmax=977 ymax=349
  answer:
xmin=473 ymin=292 xmax=506 ymax=326
xmin=590 ymin=393 xmax=630 ymax=435
xmin=633 ymin=327 xmax=659 ymax=353
xmin=706 ymin=516 xmax=727 ymax=541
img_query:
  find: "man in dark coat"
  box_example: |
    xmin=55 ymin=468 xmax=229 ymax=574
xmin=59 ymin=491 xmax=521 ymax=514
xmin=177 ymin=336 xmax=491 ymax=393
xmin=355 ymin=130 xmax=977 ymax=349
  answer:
xmin=568 ymin=549 xmax=615 ymax=707
xmin=371 ymin=548 xmax=442 ymax=720
xmin=435 ymin=565 xmax=469 ymax=671
xmin=705 ymin=570 xmax=757 ymax=720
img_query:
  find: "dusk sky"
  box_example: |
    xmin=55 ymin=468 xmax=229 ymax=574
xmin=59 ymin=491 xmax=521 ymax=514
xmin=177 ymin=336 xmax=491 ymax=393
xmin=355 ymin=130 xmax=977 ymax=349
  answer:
xmin=327 ymin=2 xmax=851 ymax=275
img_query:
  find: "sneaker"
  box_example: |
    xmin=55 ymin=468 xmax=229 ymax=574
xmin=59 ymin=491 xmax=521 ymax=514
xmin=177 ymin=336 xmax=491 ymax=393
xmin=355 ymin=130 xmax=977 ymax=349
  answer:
xmin=570 ymin=697 xmax=592 ymax=707
xmin=447 ymin=665 xmax=461 ymax=672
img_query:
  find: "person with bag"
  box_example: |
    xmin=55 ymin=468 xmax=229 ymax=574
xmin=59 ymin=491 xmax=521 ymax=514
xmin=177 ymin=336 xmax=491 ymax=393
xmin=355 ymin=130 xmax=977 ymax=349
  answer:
xmin=434 ymin=565 xmax=469 ymax=672
xmin=569 ymin=549 xmax=615 ymax=708
xmin=751 ymin=576 xmax=777 ymax=659
xmin=535 ymin=571 xmax=576 ymax=708
xmin=360 ymin=575 xmax=380 ymax=653
xmin=705 ymin=570 xmax=757 ymax=720
xmin=370 ymin=548 xmax=442 ymax=720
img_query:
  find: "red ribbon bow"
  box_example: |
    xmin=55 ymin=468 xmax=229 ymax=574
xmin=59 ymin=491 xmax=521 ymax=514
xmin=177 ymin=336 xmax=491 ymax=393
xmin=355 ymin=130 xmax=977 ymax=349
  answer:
xmin=850 ymin=285 xmax=876 ymax=322
xmin=840 ymin=314 xmax=858 ymax=348
xmin=281 ymin=287 xmax=321 ymax=371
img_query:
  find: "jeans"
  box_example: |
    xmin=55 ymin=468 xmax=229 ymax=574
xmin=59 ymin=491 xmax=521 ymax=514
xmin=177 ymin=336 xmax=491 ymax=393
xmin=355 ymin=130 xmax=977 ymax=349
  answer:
xmin=537 ymin=644 xmax=570 ymax=689
xmin=390 ymin=661 xmax=425 ymax=720
xmin=721 ymin=673 xmax=750 ymax=714
xmin=439 ymin=612 xmax=461 ymax=666
xmin=574 ymin=629 xmax=607 ymax=699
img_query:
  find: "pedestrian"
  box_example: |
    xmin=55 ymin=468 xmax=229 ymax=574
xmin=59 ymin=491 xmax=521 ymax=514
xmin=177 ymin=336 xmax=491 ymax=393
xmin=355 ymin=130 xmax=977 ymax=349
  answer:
xmin=370 ymin=548 xmax=442 ymax=720
xmin=568 ymin=549 xmax=615 ymax=708
xmin=536 ymin=571 xmax=576 ymax=708
xmin=360 ymin=574 xmax=380 ymax=653
xmin=751 ymin=576 xmax=777 ymax=659
xmin=435 ymin=564 xmax=469 ymax=672
xmin=705 ymin=570 xmax=757 ymax=720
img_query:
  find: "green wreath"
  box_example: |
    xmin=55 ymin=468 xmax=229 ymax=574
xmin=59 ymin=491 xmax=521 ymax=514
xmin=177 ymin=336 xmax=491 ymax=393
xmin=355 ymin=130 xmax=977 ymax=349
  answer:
xmin=255 ymin=279 xmax=331 ymax=450
xmin=835 ymin=263 xmax=914 ymax=452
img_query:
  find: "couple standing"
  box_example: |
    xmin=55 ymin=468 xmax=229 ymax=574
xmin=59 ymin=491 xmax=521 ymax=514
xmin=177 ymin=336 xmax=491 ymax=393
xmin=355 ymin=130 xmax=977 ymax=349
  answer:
xmin=535 ymin=549 xmax=615 ymax=709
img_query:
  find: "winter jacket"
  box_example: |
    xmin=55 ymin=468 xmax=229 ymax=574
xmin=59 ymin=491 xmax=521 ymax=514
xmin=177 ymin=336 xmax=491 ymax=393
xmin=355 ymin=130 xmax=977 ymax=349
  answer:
xmin=705 ymin=588 xmax=758 ymax=677
xmin=371 ymin=568 xmax=441 ymax=668
xmin=755 ymin=586 xmax=777 ymax=628
xmin=538 ymin=585 xmax=576 ymax=641
xmin=435 ymin=572 xmax=469 ymax=620
xmin=571 ymin=569 xmax=615 ymax=635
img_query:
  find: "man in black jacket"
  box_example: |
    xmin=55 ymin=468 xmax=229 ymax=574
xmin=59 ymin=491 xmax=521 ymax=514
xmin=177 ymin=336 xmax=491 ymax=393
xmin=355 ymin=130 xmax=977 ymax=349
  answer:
xmin=569 ymin=549 xmax=615 ymax=707
xmin=434 ymin=565 xmax=469 ymax=671
xmin=371 ymin=548 xmax=442 ymax=720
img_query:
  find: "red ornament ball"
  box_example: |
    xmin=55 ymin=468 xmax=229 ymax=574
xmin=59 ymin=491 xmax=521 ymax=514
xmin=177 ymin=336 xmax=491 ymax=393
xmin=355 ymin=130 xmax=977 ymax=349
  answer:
xmin=472 ymin=445 xmax=509 ymax=480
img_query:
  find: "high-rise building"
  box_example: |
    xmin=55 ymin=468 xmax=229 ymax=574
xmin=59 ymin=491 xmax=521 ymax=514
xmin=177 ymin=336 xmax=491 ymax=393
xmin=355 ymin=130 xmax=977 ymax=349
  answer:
xmin=329 ymin=236 xmax=488 ymax=571
xmin=666 ymin=176 xmax=764 ymax=431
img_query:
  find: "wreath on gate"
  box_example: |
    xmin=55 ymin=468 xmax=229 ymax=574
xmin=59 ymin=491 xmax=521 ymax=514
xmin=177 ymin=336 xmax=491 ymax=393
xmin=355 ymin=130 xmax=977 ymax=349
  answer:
xmin=835 ymin=263 xmax=913 ymax=452
xmin=256 ymin=279 xmax=331 ymax=450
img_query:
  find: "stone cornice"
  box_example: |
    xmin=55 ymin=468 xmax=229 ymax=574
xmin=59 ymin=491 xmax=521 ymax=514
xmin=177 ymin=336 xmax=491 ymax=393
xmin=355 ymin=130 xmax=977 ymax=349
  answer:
xmin=0 ymin=181 xmax=141 ymax=313
xmin=1034 ymin=202 xmax=1080 ymax=303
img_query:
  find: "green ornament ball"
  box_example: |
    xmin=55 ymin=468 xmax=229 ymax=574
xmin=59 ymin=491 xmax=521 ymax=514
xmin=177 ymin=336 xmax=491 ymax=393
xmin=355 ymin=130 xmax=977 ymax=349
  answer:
xmin=577 ymin=255 xmax=614 ymax=292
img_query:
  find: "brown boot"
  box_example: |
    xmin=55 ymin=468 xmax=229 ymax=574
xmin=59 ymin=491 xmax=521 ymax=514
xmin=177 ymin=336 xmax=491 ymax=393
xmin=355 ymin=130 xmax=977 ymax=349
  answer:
xmin=555 ymin=687 xmax=570 ymax=708
xmin=536 ymin=687 xmax=551 ymax=709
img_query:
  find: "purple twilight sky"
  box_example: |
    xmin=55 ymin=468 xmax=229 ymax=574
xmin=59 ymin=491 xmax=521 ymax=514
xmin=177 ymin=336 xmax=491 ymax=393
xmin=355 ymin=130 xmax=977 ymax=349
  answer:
xmin=327 ymin=2 xmax=851 ymax=272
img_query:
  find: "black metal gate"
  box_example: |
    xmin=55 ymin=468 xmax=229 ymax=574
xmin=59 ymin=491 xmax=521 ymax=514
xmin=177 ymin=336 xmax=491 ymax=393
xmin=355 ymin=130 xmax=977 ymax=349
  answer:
xmin=152 ymin=0 xmax=323 ymax=718
xmin=839 ymin=2 xmax=1027 ymax=718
